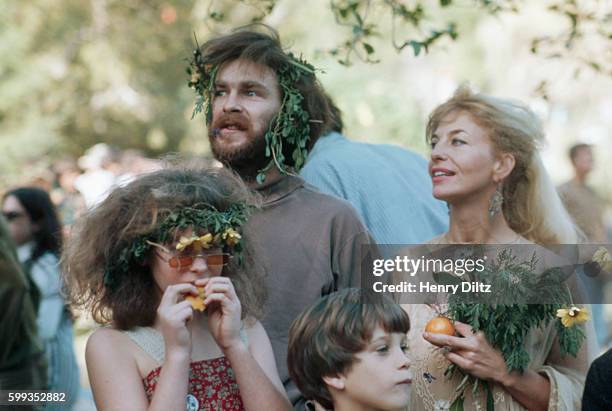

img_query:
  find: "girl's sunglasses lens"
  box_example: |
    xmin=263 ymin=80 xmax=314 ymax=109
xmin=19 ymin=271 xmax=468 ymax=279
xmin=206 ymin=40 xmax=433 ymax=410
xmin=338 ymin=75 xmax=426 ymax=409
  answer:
xmin=206 ymin=254 xmax=227 ymax=266
xmin=168 ymin=257 xmax=180 ymax=268
xmin=168 ymin=254 xmax=228 ymax=268
xmin=169 ymin=256 xmax=194 ymax=268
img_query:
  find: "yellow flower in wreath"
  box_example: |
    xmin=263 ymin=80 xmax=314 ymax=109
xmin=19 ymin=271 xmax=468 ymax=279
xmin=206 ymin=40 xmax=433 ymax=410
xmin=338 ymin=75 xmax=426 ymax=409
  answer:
xmin=190 ymin=71 xmax=200 ymax=84
xmin=556 ymin=306 xmax=589 ymax=328
xmin=176 ymin=233 xmax=213 ymax=251
xmin=222 ymin=228 xmax=242 ymax=247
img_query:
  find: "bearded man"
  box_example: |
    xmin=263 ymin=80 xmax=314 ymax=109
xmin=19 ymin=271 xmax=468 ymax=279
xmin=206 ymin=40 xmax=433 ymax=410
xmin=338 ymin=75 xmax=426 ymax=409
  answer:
xmin=188 ymin=26 xmax=377 ymax=408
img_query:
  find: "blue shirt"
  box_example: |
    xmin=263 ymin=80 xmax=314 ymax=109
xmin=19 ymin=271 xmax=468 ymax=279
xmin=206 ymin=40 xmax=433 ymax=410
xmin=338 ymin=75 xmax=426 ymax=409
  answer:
xmin=300 ymin=132 xmax=448 ymax=245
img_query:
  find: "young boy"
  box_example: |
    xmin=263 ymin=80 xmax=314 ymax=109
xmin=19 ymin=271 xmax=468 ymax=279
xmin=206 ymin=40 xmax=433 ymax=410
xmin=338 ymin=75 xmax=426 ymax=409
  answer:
xmin=288 ymin=288 xmax=411 ymax=411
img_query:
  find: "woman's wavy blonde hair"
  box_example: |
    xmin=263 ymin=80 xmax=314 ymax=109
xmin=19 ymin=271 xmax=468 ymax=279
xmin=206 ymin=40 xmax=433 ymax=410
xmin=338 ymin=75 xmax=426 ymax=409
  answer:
xmin=426 ymin=86 xmax=580 ymax=245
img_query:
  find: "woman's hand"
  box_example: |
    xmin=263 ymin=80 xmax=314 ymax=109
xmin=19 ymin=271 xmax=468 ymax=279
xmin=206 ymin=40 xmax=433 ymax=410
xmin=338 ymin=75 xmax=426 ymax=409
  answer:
xmin=423 ymin=321 xmax=510 ymax=385
xmin=157 ymin=283 xmax=198 ymax=358
xmin=196 ymin=277 xmax=243 ymax=352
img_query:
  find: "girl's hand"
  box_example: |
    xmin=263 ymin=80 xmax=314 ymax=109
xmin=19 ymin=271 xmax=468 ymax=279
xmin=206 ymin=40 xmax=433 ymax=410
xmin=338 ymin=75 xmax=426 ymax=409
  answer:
xmin=423 ymin=321 xmax=510 ymax=384
xmin=157 ymin=283 xmax=198 ymax=357
xmin=196 ymin=277 xmax=243 ymax=352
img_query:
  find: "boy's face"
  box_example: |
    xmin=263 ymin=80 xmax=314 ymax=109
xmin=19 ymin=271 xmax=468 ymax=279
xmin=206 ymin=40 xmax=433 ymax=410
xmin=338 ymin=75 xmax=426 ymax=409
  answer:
xmin=330 ymin=327 xmax=411 ymax=411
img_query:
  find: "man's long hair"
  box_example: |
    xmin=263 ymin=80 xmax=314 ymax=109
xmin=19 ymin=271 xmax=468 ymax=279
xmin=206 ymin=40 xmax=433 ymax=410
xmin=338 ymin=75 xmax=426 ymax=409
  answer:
xmin=199 ymin=24 xmax=334 ymax=169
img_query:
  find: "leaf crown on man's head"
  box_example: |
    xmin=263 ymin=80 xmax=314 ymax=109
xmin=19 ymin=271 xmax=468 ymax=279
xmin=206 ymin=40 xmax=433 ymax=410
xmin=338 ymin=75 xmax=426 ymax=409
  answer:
xmin=187 ymin=34 xmax=319 ymax=183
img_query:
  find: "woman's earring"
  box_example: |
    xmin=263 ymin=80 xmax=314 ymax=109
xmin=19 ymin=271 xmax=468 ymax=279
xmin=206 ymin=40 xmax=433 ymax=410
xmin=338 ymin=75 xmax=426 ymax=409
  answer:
xmin=488 ymin=185 xmax=503 ymax=219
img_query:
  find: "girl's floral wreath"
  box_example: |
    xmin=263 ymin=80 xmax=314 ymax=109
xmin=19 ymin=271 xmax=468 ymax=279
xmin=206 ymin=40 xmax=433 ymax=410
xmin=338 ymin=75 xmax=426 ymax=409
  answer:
xmin=104 ymin=203 xmax=252 ymax=290
xmin=187 ymin=41 xmax=318 ymax=184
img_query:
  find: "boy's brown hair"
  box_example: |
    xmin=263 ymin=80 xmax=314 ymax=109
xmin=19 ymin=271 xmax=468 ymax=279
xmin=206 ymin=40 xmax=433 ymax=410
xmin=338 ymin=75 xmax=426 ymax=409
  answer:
xmin=62 ymin=165 xmax=266 ymax=330
xmin=287 ymin=288 xmax=410 ymax=409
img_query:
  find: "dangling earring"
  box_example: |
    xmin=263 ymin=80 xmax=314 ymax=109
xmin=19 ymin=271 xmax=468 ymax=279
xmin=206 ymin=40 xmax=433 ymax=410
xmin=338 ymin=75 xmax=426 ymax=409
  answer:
xmin=488 ymin=184 xmax=503 ymax=219
xmin=446 ymin=202 xmax=451 ymax=215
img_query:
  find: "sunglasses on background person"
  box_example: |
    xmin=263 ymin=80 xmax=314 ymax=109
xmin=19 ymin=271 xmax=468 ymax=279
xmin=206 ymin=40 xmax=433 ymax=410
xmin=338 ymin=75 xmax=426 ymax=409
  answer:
xmin=146 ymin=240 xmax=231 ymax=269
xmin=2 ymin=211 xmax=26 ymax=222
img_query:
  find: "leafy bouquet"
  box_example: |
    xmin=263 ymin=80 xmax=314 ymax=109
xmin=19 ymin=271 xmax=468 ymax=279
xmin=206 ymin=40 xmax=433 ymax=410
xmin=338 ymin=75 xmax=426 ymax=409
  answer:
xmin=433 ymin=248 xmax=588 ymax=411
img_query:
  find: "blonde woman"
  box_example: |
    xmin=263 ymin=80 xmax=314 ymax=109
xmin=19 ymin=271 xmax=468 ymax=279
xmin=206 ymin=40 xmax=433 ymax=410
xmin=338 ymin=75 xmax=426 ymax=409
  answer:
xmin=405 ymin=87 xmax=594 ymax=411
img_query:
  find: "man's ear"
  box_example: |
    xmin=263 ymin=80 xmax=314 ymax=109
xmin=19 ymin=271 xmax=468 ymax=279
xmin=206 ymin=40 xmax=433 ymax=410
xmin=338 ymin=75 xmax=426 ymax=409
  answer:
xmin=493 ymin=152 xmax=515 ymax=183
xmin=322 ymin=374 xmax=346 ymax=391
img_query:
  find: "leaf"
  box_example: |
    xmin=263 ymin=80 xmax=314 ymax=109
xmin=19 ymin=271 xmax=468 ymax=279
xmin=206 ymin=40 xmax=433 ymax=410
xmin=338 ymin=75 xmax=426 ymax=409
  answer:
xmin=256 ymin=172 xmax=265 ymax=185
xmin=440 ymin=0 xmax=453 ymax=6
xmin=485 ymin=381 xmax=494 ymax=411
xmin=209 ymin=11 xmax=224 ymax=22
xmin=450 ymin=395 xmax=464 ymax=411
xmin=363 ymin=42 xmax=375 ymax=55
xmin=410 ymin=40 xmax=422 ymax=56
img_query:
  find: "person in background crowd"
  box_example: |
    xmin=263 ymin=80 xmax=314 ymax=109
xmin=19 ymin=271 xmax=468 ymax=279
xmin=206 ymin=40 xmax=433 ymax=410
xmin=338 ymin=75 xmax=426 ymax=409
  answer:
xmin=558 ymin=143 xmax=610 ymax=347
xmin=2 ymin=187 xmax=80 ymax=410
xmin=51 ymin=158 xmax=86 ymax=234
xmin=0 ymin=214 xmax=47 ymax=410
xmin=74 ymin=143 xmax=119 ymax=208
xmin=558 ymin=143 xmax=607 ymax=243
xmin=300 ymin=94 xmax=448 ymax=246
xmin=189 ymin=25 xmax=376 ymax=408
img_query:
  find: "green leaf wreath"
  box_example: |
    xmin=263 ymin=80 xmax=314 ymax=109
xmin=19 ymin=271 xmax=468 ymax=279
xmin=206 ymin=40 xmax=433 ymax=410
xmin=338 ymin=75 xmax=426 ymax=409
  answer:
xmin=104 ymin=203 xmax=252 ymax=291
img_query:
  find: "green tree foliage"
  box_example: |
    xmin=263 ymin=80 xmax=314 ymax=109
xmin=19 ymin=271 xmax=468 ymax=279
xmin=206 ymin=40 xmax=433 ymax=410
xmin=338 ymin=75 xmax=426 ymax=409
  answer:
xmin=1 ymin=0 xmax=198 ymax=185
xmin=0 ymin=0 xmax=609 ymax=188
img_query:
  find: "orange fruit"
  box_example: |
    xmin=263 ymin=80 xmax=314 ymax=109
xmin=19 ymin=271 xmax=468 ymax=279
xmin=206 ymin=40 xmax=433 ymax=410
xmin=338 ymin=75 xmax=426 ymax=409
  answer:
xmin=425 ymin=316 xmax=455 ymax=336
xmin=185 ymin=286 xmax=206 ymax=312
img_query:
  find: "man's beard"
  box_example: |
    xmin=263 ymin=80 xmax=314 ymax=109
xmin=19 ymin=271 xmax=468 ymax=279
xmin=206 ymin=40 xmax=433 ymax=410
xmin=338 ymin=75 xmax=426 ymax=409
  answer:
xmin=208 ymin=113 xmax=272 ymax=181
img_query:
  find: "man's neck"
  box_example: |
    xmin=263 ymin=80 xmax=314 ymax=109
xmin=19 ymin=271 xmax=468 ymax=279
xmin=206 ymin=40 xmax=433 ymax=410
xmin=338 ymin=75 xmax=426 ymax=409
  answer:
xmin=243 ymin=166 xmax=284 ymax=190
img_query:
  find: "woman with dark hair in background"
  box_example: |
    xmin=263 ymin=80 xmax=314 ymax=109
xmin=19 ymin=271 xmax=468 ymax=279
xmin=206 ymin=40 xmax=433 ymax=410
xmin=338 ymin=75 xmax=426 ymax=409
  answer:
xmin=2 ymin=187 xmax=79 ymax=410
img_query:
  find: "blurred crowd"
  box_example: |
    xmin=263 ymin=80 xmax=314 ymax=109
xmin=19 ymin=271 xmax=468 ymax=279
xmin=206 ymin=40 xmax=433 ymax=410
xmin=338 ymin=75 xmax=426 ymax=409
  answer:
xmin=20 ymin=144 xmax=165 ymax=235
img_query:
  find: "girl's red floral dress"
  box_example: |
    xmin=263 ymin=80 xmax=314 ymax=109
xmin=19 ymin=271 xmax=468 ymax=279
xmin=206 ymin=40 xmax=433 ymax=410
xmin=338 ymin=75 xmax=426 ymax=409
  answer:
xmin=123 ymin=326 xmax=246 ymax=411
xmin=143 ymin=357 xmax=244 ymax=411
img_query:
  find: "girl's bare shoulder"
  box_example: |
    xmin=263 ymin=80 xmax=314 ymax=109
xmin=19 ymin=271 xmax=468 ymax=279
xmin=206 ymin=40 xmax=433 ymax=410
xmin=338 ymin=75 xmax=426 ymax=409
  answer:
xmin=86 ymin=327 xmax=133 ymax=358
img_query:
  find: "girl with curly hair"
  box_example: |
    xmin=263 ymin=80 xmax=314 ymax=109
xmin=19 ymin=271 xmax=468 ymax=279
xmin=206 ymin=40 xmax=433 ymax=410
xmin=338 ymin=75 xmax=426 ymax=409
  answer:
xmin=63 ymin=165 xmax=290 ymax=411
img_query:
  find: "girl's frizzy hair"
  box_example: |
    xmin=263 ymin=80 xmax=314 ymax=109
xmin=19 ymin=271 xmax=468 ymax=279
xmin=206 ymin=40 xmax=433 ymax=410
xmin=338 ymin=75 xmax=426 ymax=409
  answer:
xmin=287 ymin=288 xmax=410 ymax=410
xmin=426 ymin=86 xmax=580 ymax=245
xmin=62 ymin=165 xmax=266 ymax=330
xmin=3 ymin=187 xmax=63 ymax=260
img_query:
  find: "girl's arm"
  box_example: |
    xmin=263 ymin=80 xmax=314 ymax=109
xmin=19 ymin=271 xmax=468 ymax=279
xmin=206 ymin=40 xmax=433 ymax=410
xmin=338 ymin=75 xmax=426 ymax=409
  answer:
xmin=241 ymin=321 xmax=290 ymax=403
xmin=87 ymin=283 xmax=198 ymax=411
xmin=201 ymin=277 xmax=292 ymax=411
